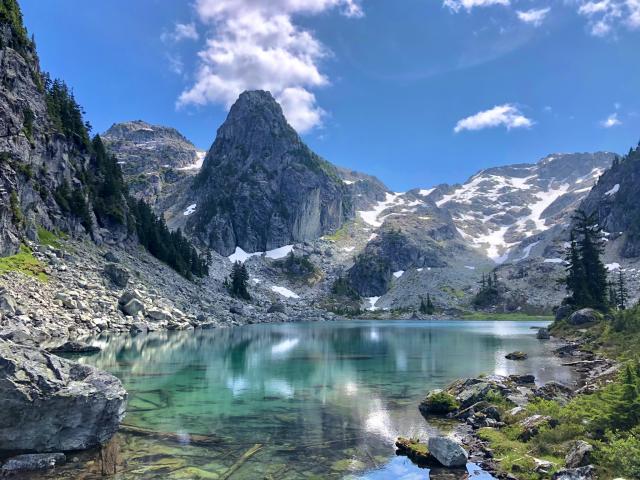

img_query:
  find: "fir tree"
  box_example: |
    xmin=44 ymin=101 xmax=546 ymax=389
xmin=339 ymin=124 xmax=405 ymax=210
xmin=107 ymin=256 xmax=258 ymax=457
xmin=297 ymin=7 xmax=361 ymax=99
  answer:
xmin=617 ymin=269 xmax=628 ymax=310
xmin=426 ymin=294 xmax=435 ymax=315
xmin=229 ymin=261 xmax=250 ymax=300
xmin=565 ymin=211 xmax=608 ymax=310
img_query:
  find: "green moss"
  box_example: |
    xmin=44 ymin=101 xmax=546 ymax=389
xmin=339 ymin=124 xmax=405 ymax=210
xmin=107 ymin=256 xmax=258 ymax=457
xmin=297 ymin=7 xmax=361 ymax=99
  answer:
xmin=36 ymin=226 xmax=65 ymax=249
xmin=441 ymin=285 xmax=466 ymax=299
xmin=0 ymin=245 xmax=47 ymax=281
xmin=422 ymin=391 xmax=459 ymax=414
xmin=324 ymin=223 xmax=350 ymax=242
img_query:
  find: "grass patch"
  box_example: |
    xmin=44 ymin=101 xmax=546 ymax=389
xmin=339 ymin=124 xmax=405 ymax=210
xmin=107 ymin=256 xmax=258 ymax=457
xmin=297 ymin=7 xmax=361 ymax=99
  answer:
xmin=478 ymin=428 xmax=562 ymax=480
xmin=36 ymin=226 xmax=66 ymax=249
xmin=0 ymin=245 xmax=47 ymax=281
xmin=324 ymin=223 xmax=350 ymax=242
xmin=440 ymin=285 xmax=466 ymax=299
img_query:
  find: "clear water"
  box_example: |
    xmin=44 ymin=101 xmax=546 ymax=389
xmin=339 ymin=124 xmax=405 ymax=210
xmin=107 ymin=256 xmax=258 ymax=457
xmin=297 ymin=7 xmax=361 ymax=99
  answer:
xmin=60 ymin=320 xmax=572 ymax=479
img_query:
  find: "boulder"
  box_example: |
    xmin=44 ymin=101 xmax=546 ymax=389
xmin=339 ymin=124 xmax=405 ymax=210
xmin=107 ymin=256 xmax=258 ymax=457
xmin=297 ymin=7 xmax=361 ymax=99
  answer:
xmin=1 ymin=453 xmax=66 ymax=474
xmin=568 ymin=308 xmax=598 ymax=326
xmin=0 ymin=289 xmax=16 ymax=315
xmin=103 ymin=263 xmax=129 ymax=288
xmin=103 ymin=251 xmax=119 ymax=263
xmin=147 ymin=309 xmax=172 ymax=321
xmin=565 ymin=440 xmax=593 ymax=468
xmin=536 ymin=328 xmax=551 ymax=340
xmin=230 ymin=305 xmax=244 ymax=315
xmin=267 ymin=303 xmax=286 ymax=314
xmin=552 ymin=465 xmax=596 ymax=480
xmin=129 ymin=322 xmax=148 ymax=335
xmin=505 ymin=351 xmax=528 ymax=360
xmin=48 ymin=341 xmax=101 ymax=355
xmin=555 ymin=304 xmax=573 ymax=321
xmin=0 ymin=340 xmax=127 ymax=453
xmin=427 ymin=436 xmax=468 ymax=468
xmin=120 ymin=297 xmax=145 ymax=317
xmin=532 ymin=381 xmax=574 ymax=404
xmin=517 ymin=415 xmax=558 ymax=441
xmin=509 ymin=374 xmax=536 ymax=385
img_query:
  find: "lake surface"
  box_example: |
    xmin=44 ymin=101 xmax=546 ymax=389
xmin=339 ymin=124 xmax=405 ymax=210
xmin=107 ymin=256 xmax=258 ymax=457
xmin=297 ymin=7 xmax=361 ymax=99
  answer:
xmin=66 ymin=320 xmax=573 ymax=479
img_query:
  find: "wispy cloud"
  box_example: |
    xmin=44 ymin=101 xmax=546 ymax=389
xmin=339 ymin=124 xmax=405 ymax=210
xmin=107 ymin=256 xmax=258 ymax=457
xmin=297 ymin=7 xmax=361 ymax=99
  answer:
xmin=516 ymin=7 xmax=551 ymax=26
xmin=601 ymin=112 xmax=622 ymax=127
xmin=454 ymin=104 xmax=533 ymax=133
xmin=443 ymin=0 xmax=510 ymax=12
xmin=577 ymin=0 xmax=640 ymax=36
xmin=162 ymin=22 xmax=199 ymax=43
xmin=176 ymin=0 xmax=363 ymax=133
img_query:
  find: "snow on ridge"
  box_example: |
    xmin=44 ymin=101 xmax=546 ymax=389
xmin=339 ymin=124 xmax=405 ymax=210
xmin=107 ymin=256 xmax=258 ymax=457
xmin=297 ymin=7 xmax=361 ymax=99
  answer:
xmin=418 ymin=188 xmax=435 ymax=197
xmin=393 ymin=270 xmax=405 ymax=278
xmin=177 ymin=150 xmax=207 ymax=171
xmin=365 ymin=296 xmax=380 ymax=311
xmin=605 ymin=184 xmax=620 ymax=197
xmin=271 ymin=286 xmax=300 ymax=299
xmin=544 ymin=258 xmax=564 ymax=264
xmin=228 ymin=245 xmax=294 ymax=263
xmin=358 ymin=192 xmax=405 ymax=227
xmin=183 ymin=203 xmax=197 ymax=216
xmin=606 ymin=262 xmax=621 ymax=271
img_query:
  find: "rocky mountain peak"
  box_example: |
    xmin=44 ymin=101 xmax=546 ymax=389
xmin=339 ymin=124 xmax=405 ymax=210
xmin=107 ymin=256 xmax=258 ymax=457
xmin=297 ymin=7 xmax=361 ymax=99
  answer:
xmin=185 ymin=90 xmax=351 ymax=256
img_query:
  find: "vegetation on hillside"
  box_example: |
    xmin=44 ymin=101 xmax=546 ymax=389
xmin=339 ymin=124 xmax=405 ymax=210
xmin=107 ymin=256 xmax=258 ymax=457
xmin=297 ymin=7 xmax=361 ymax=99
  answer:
xmin=226 ymin=261 xmax=250 ymax=300
xmin=0 ymin=244 xmax=47 ymax=281
xmin=472 ymin=272 xmax=501 ymax=309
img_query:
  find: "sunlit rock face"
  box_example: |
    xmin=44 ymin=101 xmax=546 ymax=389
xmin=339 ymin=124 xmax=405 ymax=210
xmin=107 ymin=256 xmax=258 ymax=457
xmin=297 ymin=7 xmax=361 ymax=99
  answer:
xmin=184 ymin=90 xmax=353 ymax=256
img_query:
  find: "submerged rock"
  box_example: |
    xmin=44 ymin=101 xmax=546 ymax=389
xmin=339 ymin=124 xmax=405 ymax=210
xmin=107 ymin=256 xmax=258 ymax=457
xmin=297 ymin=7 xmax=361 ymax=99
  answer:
xmin=0 ymin=453 xmax=66 ymax=473
xmin=419 ymin=389 xmax=460 ymax=416
xmin=427 ymin=436 xmax=468 ymax=467
xmin=48 ymin=341 xmax=101 ymax=355
xmin=395 ymin=437 xmax=432 ymax=465
xmin=0 ymin=340 xmax=127 ymax=453
xmin=505 ymin=351 xmax=528 ymax=360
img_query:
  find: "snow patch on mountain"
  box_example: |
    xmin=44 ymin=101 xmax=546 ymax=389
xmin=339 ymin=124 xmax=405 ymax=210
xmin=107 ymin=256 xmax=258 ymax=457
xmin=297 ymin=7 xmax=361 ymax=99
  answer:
xmin=271 ymin=286 xmax=300 ymax=299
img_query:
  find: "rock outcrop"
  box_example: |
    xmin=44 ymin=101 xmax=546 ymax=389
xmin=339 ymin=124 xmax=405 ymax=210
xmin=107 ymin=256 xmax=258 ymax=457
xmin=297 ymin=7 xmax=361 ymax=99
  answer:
xmin=0 ymin=339 xmax=127 ymax=453
xmin=185 ymin=90 xmax=353 ymax=256
xmin=427 ymin=436 xmax=468 ymax=467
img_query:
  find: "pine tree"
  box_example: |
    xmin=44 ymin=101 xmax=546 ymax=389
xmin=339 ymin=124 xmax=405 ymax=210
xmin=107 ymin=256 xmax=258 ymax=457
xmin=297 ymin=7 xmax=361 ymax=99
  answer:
xmin=426 ymin=293 xmax=435 ymax=315
xmin=419 ymin=297 xmax=428 ymax=314
xmin=565 ymin=211 xmax=608 ymax=310
xmin=229 ymin=261 xmax=250 ymax=300
xmin=617 ymin=269 xmax=628 ymax=310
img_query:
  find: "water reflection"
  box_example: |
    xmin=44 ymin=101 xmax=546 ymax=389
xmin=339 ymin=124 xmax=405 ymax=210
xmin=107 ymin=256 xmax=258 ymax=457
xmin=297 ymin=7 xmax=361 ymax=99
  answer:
xmin=66 ymin=320 xmax=573 ymax=479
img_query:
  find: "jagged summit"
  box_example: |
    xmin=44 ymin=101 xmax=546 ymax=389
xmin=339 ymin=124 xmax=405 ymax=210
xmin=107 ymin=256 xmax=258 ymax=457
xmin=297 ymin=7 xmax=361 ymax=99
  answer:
xmin=185 ymin=90 xmax=352 ymax=256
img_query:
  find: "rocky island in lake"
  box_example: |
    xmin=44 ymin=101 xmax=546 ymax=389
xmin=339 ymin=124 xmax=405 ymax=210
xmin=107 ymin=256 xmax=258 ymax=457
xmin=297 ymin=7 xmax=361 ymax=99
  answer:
xmin=1 ymin=0 xmax=640 ymax=478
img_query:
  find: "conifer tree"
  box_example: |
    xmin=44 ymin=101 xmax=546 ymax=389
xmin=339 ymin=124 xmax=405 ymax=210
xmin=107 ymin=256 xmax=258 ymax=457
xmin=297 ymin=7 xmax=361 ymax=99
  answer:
xmin=229 ymin=261 xmax=250 ymax=300
xmin=565 ymin=211 xmax=608 ymax=310
xmin=617 ymin=269 xmax=628 ymax=310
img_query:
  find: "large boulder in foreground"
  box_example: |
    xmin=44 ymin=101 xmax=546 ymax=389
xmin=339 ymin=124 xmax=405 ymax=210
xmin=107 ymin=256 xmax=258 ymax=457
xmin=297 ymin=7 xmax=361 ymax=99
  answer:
xmin=568 ymin=308 xmax=599 ymax=326
xmin=0 ymin=340 xmax=127 ymax=453
xmin=427 ymin=436 xmax=468 ymax=467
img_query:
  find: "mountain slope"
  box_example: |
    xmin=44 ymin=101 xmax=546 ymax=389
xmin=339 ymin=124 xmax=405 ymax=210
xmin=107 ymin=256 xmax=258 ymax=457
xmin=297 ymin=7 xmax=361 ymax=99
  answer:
xmin=184 ymin=90 xmax=354 ymax=256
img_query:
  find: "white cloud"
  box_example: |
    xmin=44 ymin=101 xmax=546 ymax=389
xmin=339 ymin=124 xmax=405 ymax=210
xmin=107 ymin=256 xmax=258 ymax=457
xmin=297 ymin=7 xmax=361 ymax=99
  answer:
xmin=516 ymin=7 xmax=551 ymax=26
xmin=577 ymin=0 xmax=640 ymax=36
xmin=162 ymin=22 xmax=199 ymax=43
xmin=443 ymin=0 xmax=510 ymax=12
xmin=176 ymin=0 xmax=363 ymax=133
xmin=601 ymin=112 xmax=622 ymax=127
xmin=454 ymin=104 xmax=533 ymax=133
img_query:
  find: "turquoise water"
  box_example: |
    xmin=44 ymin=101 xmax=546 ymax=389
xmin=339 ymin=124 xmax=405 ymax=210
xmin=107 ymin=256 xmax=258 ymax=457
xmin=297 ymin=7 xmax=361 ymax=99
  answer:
xmin=68 ymin=320 xmax=571 ymax=479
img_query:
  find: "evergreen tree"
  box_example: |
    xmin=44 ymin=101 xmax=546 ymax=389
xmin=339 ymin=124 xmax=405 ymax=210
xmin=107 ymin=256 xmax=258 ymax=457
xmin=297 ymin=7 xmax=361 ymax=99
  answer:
xmin=229 ymin=261 xmax=250 ymax=300
xmin=426 ymin=293 xmax=435 ymax=315
xmin=617 ymin=269 xmax=628 ymax=310
xmin=565 ymin=211 xmax=608 ymax=310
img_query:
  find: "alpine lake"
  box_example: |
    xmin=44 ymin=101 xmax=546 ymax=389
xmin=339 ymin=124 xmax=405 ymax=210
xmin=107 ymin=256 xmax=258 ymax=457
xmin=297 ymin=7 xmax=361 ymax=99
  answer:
xmin=38 ymin=320 xmax=575 ymax=480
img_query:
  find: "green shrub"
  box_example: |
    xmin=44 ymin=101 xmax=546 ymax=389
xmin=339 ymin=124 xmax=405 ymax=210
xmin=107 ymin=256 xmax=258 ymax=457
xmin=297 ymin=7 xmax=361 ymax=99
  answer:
xmin=423 ymin=391 xmax=459 ymax=414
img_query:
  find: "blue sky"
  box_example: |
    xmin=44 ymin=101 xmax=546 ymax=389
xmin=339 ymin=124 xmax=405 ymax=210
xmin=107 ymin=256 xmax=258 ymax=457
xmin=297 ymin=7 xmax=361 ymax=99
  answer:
xmin=20 ymin=0 xmax=640 ymax=190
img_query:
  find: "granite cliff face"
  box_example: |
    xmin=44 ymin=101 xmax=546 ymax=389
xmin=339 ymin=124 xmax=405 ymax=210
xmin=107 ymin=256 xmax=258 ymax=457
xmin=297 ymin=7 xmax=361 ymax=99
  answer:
xmin=185 ymin=91 xmax=353 ymax=256
xmin=0 ymin=17 xmax=83 ymax=254
xmin=580 ymin=145 xmax=640 ymax=258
